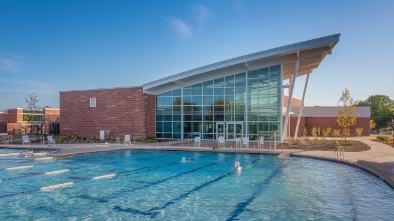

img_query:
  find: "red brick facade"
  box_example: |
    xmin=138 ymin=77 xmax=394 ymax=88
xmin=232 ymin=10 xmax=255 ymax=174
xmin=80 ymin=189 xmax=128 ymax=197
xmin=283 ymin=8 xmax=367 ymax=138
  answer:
xmin=60 ymin=87 xmax=155 ymax=140
xmin=0 ymin=108 xmax=59 ymax=134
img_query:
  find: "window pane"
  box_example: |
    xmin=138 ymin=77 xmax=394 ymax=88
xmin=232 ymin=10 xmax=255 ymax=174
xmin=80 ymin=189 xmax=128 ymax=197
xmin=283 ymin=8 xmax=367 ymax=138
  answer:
xmin=184 ymin=115 xmax=192 ymax=121
xmin=235 ymin=73 xmax=246 ymax=87
xmin=225 ymin=88 xmax=234 ymax=96
xmin=193 ymin=122 xmax=202 ymax=133
xmin=173 ymin=122 xmax=182 ymax=133
xmin=214 ymin=115 xmax=224 ymax=121
xmin=214 ymin=88 xmax=224 ymax=95
xmin=193 ymin=96 xmax=202 ymax=105
xmin=203 ymin=123 xmax=214 ymax=133
xmin=156 ymin=122 xmax=163 ymax=132
xmin=204 ymin=114 xmax=213 ymax=121
xmin=203 ymin=80 xmax=213 ymax=88
xmin=214 ymin=96 xmax=224 ymax=104
xmin=248 ymin=79 xmax=259 ymax=87
xmin=203 ymin=96 xmax=213 ymax=105
xmin=225 ymin=75 xmax=234 ymax=87
xmin=193 ymin=115 xmax=202 ymax=121
xmin=163 ymin=133 xmax=172 ymax=138
xmin=248 ymin=70 xmax=259 ymax=78
xmin=156 ymin=95 xmax=163 ymax=106
xmin=163 ymin=91 xmax=172 ymax=96
xmin=202 ymin=87 xmax=212 ymax=95
xmin=214 ymin=78 xmax=224 ymax=87
xmin=270 ymin=65 xmax=281 ymax=78
xmin=184 ymin=122 xmax=192 ymax=133
xmin=173 ymin=89 xmax=181 ymax=96
xmin=248 ymin=122 xmax=258 ymax=134
xmin=183 ymin=89 xmax=192 ymax=96
xmin=173 ymin=97 xmax=182 ymax=105
xmin=193 ymin=88 xmax=202 ymax=95
xmin=258 ymin=122 xmax=269 ymax=133
xmin=225 ymin=96 xmax=234 ymax=104
xmin=183 ymin=96 xmax=192 ymax=104
xmin=164 ymin=122 xmax=172 ymax=132
xmin=163 ymin=115 xmax=172 ymax=121
xmin=258 ymin=67 xmax=269 ymax=78
xmin=163 ymin=97 xmax=172 ymax=105
xmin=173 ymin=115 xmax=181 ymax=121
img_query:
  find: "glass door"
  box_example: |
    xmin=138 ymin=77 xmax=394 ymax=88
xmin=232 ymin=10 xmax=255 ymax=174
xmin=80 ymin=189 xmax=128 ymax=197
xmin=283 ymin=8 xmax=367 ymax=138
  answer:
xmin=216 ymin=122 xmax=225 ymax=140
xmin=226 ymin=122 xmax=243 ymax=140
xmin=235 ymin=123 xmax=243 ymax=139
xmin=227 ymin=123 xmax=235 ymax=140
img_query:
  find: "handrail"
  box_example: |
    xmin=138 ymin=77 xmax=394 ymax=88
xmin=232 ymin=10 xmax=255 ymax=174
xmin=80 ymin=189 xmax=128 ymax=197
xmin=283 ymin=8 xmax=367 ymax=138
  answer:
xmin=334 ymin=146 xmax=344 ymax=159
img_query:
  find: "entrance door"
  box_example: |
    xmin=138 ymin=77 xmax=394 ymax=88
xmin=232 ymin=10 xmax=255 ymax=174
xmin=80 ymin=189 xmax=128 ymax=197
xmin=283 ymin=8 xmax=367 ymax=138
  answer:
xmin=216 ymin=122 xmax=225 ymax=139
xmin=226 ymin=122 xmax=243 ymax=140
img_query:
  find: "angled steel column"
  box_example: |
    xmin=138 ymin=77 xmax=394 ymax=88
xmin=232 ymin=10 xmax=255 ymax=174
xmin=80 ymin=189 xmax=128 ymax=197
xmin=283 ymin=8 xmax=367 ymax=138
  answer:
xmin=282 ymin=52 xmax=299 ymax=141
xmin=294 ymin=73 xmax=310 ymax=139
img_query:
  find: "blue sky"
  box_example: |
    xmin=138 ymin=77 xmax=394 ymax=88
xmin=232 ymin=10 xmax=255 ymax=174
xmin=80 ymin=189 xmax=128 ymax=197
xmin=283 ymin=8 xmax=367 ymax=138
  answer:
xmin=1 ymin=0 xmax=393 ymax=111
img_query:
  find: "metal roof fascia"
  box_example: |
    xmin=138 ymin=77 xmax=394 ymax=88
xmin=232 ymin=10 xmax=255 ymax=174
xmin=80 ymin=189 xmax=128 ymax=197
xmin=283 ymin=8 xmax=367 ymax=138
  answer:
xmin=142 ymin=34 xmax=340 ymax=90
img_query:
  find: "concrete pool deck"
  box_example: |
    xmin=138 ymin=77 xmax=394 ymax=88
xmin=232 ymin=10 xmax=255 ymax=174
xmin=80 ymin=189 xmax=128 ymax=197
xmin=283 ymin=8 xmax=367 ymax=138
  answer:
xmin=1 ymin=135 xmax=393 ymax=188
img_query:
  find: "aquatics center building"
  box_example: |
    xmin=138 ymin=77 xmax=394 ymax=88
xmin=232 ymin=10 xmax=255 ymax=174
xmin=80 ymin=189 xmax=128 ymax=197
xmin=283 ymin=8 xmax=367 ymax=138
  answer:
xmin=59 ymin=34 xmax=364 ymax=142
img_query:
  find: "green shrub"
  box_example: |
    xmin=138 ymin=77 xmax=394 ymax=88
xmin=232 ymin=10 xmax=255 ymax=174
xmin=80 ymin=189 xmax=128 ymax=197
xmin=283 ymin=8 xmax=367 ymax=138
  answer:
xmin=377 ymin=135 xmax=389 ymax=141
xmin=311 ymin=126 xmax=318 ymax=138
xmin=322 ymin=127 xmax=332 ymax=138
xmin=302 ymin=128 xmax=308 ymax=137
xmin=145 ymin=139 xmax=157 ymax=143
xmin=331 ymin=129 xmax=341 ymax=137
xmin=355 ymin=128 xmax=363 ymax=137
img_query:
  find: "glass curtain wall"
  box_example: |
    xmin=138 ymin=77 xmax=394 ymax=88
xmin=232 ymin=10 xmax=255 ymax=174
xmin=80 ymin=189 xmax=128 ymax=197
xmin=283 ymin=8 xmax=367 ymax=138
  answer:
xmin=156 ymin=65 xmax=282 ymax=141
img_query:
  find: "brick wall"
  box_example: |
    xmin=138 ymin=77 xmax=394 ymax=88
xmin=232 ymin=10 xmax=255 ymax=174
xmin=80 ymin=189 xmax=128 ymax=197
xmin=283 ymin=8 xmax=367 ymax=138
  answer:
xmin=283 ymin=96 xmax=302 ymax=107
xmin=43 ymin=108 xmax=60 ymax=134
xmin=5 ymin=108 xmax=23 ymax=123
xmin=145 ymin=94 xmax=156 ymax=139
xmin=0 ymin=113 xmax=7 ymax=122
xmin=60 ymin=87 xmax=155 ymax=140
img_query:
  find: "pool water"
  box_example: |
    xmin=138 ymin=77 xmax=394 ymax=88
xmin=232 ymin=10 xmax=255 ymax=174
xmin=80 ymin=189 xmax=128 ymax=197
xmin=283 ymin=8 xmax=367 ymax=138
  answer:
xmin=0 ymin=149 xmax=393 ymax=220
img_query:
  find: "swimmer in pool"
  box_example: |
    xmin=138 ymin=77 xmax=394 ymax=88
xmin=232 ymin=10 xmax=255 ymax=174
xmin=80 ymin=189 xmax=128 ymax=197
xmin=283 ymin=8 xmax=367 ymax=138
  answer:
xmin=182 ymin=157 xmax=193 ymax=162
xmin=234 ymin=161 xmax=242 ymax=172
xmin=22 ymin=150 xmax=34 ymax=157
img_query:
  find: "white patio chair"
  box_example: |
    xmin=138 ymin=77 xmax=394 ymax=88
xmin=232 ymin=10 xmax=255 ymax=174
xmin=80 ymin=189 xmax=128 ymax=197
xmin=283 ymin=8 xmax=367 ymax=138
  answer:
xmin=124 ymin=135 xmax=131 ymax=146
xmin=47 ymin=135 xmax=56 ymax=147
xmin=242 ymin=137 xmax=249 ymax=148
xmin=235 ymin=137 xmax=241 ymax=149
xmin=22 ymin=135 xmax=30 ymax=145
xmin=218 ymin=136 xmax=225 ymax=149
xmin=194 ymin=136 xmax=201 ymax=147
xmin=258 ymin=136 xmax=264 ymax=149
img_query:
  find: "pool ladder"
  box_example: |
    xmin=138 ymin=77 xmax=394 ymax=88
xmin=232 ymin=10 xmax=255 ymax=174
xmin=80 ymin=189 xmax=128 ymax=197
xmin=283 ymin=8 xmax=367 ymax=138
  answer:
xmin=334 ymin=146 xmax=344 ymax=159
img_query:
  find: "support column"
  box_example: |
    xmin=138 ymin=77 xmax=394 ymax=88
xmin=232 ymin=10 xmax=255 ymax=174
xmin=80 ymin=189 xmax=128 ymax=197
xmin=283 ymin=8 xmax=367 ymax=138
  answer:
xmin=294 ymin=73 xmax=310 ymax=139
xmin=282 ymin=52 xmax=299 ymax=141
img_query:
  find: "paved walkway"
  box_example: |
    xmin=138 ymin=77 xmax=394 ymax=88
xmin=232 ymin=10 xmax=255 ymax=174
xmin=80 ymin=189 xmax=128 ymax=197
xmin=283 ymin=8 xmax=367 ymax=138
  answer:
xmin=1 ymin=136 xmax=393 ymax=188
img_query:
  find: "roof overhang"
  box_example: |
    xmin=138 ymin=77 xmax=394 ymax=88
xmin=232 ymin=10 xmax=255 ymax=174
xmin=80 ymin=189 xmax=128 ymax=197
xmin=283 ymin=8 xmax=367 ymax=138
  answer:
xmin=142 ymin=34 xmax=340 ymax=95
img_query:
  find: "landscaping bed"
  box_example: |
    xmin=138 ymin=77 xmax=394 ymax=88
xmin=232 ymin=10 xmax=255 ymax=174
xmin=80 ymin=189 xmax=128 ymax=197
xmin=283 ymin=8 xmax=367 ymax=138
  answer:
xmin=278 ymin=139 xmax=371 ymax=152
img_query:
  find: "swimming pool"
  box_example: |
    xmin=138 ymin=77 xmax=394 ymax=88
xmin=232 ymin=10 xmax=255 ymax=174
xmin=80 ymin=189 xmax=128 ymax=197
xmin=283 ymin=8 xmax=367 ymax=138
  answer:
xmin=1 ymin=148 xmax=393 ymax=220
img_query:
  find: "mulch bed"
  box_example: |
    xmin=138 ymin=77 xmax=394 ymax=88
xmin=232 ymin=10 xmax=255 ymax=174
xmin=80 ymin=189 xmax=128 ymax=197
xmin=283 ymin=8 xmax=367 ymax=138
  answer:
xmin=277 ymin=140 xmax=371 ymax=152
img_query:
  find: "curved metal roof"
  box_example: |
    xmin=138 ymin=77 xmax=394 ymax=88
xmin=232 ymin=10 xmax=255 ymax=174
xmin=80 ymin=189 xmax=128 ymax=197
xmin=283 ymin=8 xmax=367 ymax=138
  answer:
xmin=143 ymin=34 xmax=340 ymax=95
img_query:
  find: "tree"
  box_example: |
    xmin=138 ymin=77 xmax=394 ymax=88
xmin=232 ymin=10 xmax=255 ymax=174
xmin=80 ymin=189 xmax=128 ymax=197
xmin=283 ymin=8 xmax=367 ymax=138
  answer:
xmin=337 ymin=88 xmax=358 ymax=142
xmin=370 ymin=120 xmax=376 ymax=130
xmin=24 ymin=92 xmax=42 ymax=137
xmin=358 ymin=95 xmax=394 ymax=129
